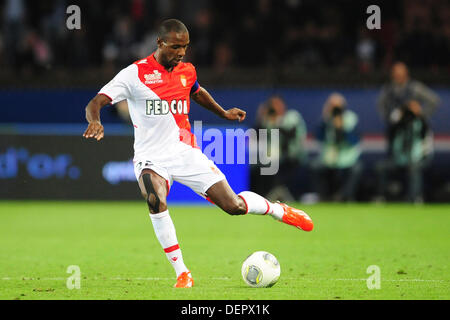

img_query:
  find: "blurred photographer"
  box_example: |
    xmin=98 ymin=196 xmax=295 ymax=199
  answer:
xmin=312 ymin=93 xmax=362 ymax=202
xmin=251 ymin=95 xmax=307 ymax=201
xmin=378 ymin=62 xmax=440 ymax=155
xmin=376 ymin=62 xmax=440 ymax=203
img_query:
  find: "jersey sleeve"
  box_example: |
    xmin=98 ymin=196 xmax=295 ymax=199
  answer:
xmin=98 ymin=64 xmax=137 ymax=104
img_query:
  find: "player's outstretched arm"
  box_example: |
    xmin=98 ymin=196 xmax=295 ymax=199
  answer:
xmin=83 ymin=94 xmax=112 ymax=141
xmin=191 ymin=87 xmax=246 ymax=122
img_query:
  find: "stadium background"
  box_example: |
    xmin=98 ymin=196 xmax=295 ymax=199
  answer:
xmin=1 ymin=0 xmax=450 ymax=203
xmin=1 ymin=0 xmax=450 ymax=302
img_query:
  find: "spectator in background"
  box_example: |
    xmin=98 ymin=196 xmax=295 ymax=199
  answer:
xmin=2 ymin=0 xmax=25 ymax=68
xmin=378 ymin=62 xmax=440 ymax=154
xmin=212 ymin=41 xmax=233 ymax=75
xmin=189 ymin=8 xmax=214 ymax=67
xmin=312 ymin=93 xmax=362 ymax=202
xmin=356 ymin=27 xmax=377 ymax=73
xmin=2 ymin=0 xmax=450 ymax=75
xmin=251 ymin=95 xmax=307 ymax=202
xmin=376 ymin=62 xmax=440 ymax=203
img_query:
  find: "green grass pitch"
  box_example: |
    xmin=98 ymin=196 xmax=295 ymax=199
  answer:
xmin=0 ymin=201 xmax=449 ymax=300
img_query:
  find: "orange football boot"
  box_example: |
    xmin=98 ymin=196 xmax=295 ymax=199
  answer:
xmin=174 ymin=271 xmax=194 ymax=288
xmin=278 ymin=203 xmax=314 ymax=231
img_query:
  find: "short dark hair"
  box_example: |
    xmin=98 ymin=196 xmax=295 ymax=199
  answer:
xmin=157 ymin=19 xmax=188 ymax=40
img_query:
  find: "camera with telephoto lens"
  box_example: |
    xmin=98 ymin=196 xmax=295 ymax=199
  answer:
xmin=398 ymin=104 xmax=418 ymax=126
xmin=267 ymin=105 xmax=277 ymax=116
xmin=392 ymin=103 xmax=429 ymax=140
xmin=331 ymin=105 xmax=343 ymax=117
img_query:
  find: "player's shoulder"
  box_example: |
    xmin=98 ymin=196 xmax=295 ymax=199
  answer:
xmin=116 ymin=62 xmax=138 ymax=74
xmin=133 ymin=57 xmax=150 ymax=66
xmin=113 ymin=63 xmax=138 ymax=82
xmin=179 ymin=61 xmax=196 ymax=69
xmin=178 ymin=61 xmax=197 ymax=74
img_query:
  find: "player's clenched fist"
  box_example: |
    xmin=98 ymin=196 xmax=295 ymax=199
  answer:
xmin=224 ymin=108 xmax=246 ymax=122
xmin=83 ymin=121 xmax=104 ymax=141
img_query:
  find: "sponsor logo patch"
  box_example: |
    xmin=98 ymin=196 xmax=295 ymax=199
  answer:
xmin=144 ymin=70 xmax=163 ymax=84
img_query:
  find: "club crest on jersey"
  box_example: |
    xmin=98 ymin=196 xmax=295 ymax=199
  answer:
xmin=144 ymin=70 xmax=162 ymax=84
xmin=180 ymin=75 xmax=187 ymax=87
xmin=146 ymin=99 xmax=188 ymax=115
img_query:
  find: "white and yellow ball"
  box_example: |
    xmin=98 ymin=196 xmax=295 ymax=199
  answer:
xmin=241 ymin=251 xmax=281 ymax=288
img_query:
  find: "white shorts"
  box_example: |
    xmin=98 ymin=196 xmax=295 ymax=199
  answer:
xmin=133 ymin=147 xmax=226 ymax=197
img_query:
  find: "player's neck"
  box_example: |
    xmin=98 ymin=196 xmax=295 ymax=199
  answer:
xmin=154 ymin=51 xmax=174 ymax=72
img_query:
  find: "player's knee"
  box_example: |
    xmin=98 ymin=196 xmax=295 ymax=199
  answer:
xmin=140 ymin=173 xmax=168 ymax=213
xmin=140 ymin=190 xmax=148 ymax=200
xmin=146 ymin=192 xmax=167 ymax=213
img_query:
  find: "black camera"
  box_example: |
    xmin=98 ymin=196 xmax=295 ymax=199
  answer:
xmin=267 ymin=105 xmax=277 ymax=116
xmin=397 ymin=105 xmax=418 ymax=126
xmin=331 ymin=106 xmax=343 ymax=117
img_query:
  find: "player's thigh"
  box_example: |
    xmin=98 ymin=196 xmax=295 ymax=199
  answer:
xmin=138 ymin=169 xmax=168 ymax=196
xmin=171 ymin=148 xmax=225 ymax=196
xmin=170 ymin=148 xmax=245 ymax=214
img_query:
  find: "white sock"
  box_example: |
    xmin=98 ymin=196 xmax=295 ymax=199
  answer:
xmin=237 ymin=191 xmax=284 ymax=220
xmin=149 ymin=210 xmax=189 ymax=277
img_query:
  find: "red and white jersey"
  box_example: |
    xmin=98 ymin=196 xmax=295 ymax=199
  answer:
xmin=98 ymin=53 xmax=201 ymax=162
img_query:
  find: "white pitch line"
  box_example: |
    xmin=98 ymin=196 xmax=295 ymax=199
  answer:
xmin=329 ymin=278 xmax=445 ymax=282
xmin=282 ymin=277 xmax=446 ymax=282
xmin=1 ymin=277 xmax=446 ymax=283
xmin=1 ymin=276 xmax=232 ymax=281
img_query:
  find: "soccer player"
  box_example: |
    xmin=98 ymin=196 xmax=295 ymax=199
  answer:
xmin=83 ymin=19 xmax=313 ymax=288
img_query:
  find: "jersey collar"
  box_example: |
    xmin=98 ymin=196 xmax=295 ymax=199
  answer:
xmin=149 ymin=52 xmax=179 ymax=73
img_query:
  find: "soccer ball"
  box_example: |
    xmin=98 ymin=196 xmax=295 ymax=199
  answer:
xmin=241 ymin=251 xmax=281 ymax=288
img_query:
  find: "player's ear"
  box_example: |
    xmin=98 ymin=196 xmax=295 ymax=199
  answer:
xmin=157 ymin=37 xmax=164 ymax=48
